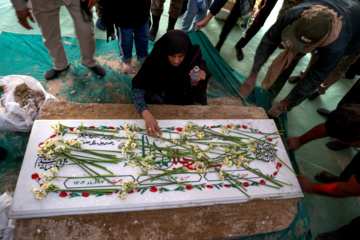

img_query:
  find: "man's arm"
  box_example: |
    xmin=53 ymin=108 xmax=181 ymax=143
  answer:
xmin=287 ymin=123 xmax=328 ymax=150
xmin=298 ymin=175 xmax=360 ymax=197
xmin=195 ymin=0 xmax=228 ymax=30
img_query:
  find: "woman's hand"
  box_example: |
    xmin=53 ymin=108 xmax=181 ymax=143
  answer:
xmin=141 ymin=110 xmax=162 ymax=138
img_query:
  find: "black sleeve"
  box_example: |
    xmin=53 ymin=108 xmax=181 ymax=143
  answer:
xmin=209 ymin=0 xmax=229 ymax=16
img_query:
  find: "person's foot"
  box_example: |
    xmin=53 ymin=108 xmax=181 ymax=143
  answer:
xmin=215 ymin=40 xmax=224 ymax=52
xmin=288 ymin=76 xmax=301 ymax=84
xmin=308 ymin=91 xmax=320 ymax=101
xmin=317 ymin=108 xmax=331 ymax=118
xmin=316 ymin=229 xmax=342 ymax=240
xmin=326 ymin=140 xmax=350 ymax=151
xmin=45 ymin=65 xmax=70 ymax=80
xmin=0 ymin=147 xmax=7 ymax=161
xmin=235 ymin=45 xmax=244 ymax=61
xmin=89 ymin=64 xmax=106 ymax=77
xmin=96 ymin=18 xmax=106 ymax=31
xmin=122 ymin=61 xmax=135 ymax=74
xmin=314 ymin=171 xmax=340 ymax=183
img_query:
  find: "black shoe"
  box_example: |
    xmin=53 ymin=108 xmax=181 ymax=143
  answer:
xmin=149 ymin=15 xmax=160 ymax=41
xmin=316 ymin=229 xmax=342 ymax=240
xmin=288 ymin=76 xmax=301 ymax=84
xmin=317 ymin=108 xmax=331 ymax=118
xmin=167 ymin=17 xmax=177 ymax=32
xmin=0 ymin=147 xmax=7 ymax=161
xmin=326 ymin=140 xmax=350 ymax=151
xmin=314 ymin=171 xmax=341 ymax=183
xmin=308 ymin=91 xmax=320 ymax=101
xmin=215 ymin=40 xmax=224 ymax=52
xmin=45 ymin=65 xmax=70 ymax=80
xmin=235 ymin=45 xmax=244 ymax=61
xmin=89 ymin=64 xmax=106 ymax=77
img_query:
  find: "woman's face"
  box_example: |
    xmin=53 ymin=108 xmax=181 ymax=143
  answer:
xmin=168 ymin=53 xmax=185 ymax=67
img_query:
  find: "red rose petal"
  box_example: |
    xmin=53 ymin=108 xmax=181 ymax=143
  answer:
xmin=150 ymin=187 xmax=158 ymax=192
xmin=59 ymin=192 xmax=68 ymax=197
xmin=224 ymin=184 xmax=231 ymax=188
xmin=31 ymin=173 xmax=39 ymax=179
xmin=243 ymin=182 xmax=249 ymax=187
xmin=82 ymin=193 xmax=90 ymax=197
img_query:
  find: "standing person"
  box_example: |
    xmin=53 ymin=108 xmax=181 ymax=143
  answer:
xmin=11 ymin=0 xmax=106 ymax=80
xmin=287 ymin=104 xmax=360 ymax=240
xmin=240 ymin=0 xmax=360 ymax=118
xmin=102 ymin=0 xmax=151 ymax=74
xmin=131 ymin=30 xmax=211 ymax=137
xmin=181 ymin=0 xmax=212 ymax=32
xmin=149 ymin=0 xmax=185 ymax=41
xmin=195 ymin=0 xmax=278 ymax=61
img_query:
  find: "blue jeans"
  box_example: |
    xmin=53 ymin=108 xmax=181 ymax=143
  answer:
xmin=181 ymin=0 xmax=212 ymax=31
xmin=117 ymin=20 xmax=150 ymax=62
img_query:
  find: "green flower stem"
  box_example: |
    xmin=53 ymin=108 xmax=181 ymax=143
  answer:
xmin=275 ymin=155 xmax=296 ymax=175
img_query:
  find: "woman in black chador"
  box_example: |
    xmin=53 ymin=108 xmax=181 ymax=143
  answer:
xmin=131 ymin=30 xmax=211 ymax=137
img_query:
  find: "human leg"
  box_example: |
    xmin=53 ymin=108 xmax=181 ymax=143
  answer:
xmin=312 ymin=50 xmax=360 ymax=99
xmin=216 ymin=0 xmax=241 ymax=51
xmin=191 ymin=0 xmax=211 ymax=30
xmin=31 ymin=0 xmax=69 ymax=73
xmin=235 ymin=0 xmax=278 ymax=60
xmin=181 ymin=0 xmax=199 ymax=31
xmin=117 ymin=26 xmax=135 ymax=74
xmin=149 ymin=0 xmax=166 ymax=41
xmin=134 ymin=20 xmax=150 ymax=62
xmin=66 ymin=0 xmax=97 ymax=68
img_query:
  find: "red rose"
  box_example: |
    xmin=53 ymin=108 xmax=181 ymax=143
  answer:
xmin=243 ymin=182 xmax=249 ymax=187
xmin=219 ymin=185 xmax=223 ymax=187
xmin=224 ymin=184 xmax=231 ymax=188
xmin=227 ymin=125 xmax=231 ymax=128
xmin=274 ymin=172 xmax=278 ymax=176
xmin=267 ymin=138 xmax=273 ymax=142
xmin=211 ymin=126 xmax=215 ymax=128
xmin=137 ymin=189 xmax=141 ymax=192
xmin=258 ymin=131 xmax=262 ymax=133
xmin=116 ymin=127 xmax=120 ymax=130
xmin=277 ymin=163 xmax=282 ymax=168
xmin=38 ymin=143 xmax=43 ymax=147
xmin=242 ymin=125 xmax=248 ymax=129
xmin=186 ymin=185 xmax=193 ymax=190
xmin=109 ymin=126 xmax=115 ymax=129
xmin=59 ymin=192 xmax=68 ymax=197
xmin=69 ymin=193 xmax=73 ymax=196
xmin=115 ymin=191 xmax=119 ymax=193
xmin=89 ymin=126 xmax=95 ymax=129
xmin=150 ymin=187 xmax=158 ymax=192
xmin=270 ymin=175 xmax=273 ymax=178
xmin=127 ymin=190 xmax=135 ymax=194
xmin=176 ymin=127 xmax=183 ymax=132
xmin=201 ymin=186 xmax=205 ymax=188
xmin=159 ymin=188 xmax=163 ymax=192
xmin=206 ymin=126 xmax=209 ymax=128
xmin=31 ymin=173 xmax=39 ymax=179
xmin=49 ymin=135 xmax=56 ymax=138
xmin=82 ymin=193 xmax=90 ymax=197
xmin=260 ymin=180 xmax=266 ymax=184
xmin=69 ymin=128 xmax=74 ymax=131
xmin=206 ymin=185 xmax=213 ymax=189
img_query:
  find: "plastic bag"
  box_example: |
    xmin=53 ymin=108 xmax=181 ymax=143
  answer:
xmin=0 ymin=192 xmax=15 ymax=240
xmin=0 ymin=75 xmax=58 ymax=132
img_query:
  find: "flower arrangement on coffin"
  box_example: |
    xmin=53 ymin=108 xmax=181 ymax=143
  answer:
xmin=32 ymin=121 xmax=294 ymax=200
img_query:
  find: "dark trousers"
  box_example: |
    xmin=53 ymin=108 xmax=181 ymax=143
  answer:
xmin=236 ymin=0 xmax=278 ymax=48
xmin=338 ymin=78 xmax=360 ymax=107
xmin=218 ymin=0 xmax=241 ymax=43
